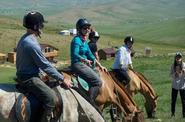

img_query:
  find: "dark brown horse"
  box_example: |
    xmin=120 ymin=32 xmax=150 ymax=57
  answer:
xmin=110 ymin=69 xmax=158 ymax=118
xmin=62 ymin=67 xmax=145 ymax=122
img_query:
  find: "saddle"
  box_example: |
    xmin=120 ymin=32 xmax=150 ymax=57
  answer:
xmin=61 ymin=67 xmax=99 ymax=110
xmin=61 ymin=67 xmax=90 ymax=92
xmin=15 ymin=85 xmax=62 ymax=122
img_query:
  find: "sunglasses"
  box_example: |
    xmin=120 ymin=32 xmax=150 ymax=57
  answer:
xmin=82 ymin=26 xmax=90 ymax=30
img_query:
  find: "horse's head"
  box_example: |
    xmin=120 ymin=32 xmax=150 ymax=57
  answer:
xmin=127 ymin=69 xmax=158 ymax=119
xmin=144 ymin=95 xmax=158 ymax=118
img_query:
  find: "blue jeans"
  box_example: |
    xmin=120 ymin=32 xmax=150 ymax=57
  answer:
xmin=71 ymin=62 xmax=102 ymax=101
xmin=18 ymin=77 xmax=57 ymax=111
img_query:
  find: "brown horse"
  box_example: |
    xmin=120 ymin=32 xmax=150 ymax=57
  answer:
xmin=110 ymin=69 xmax=158 ymax=118
xmin=62 ymin=67 xmax=145 ymax=122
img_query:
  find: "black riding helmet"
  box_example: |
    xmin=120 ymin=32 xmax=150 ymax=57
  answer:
xmin=89 ymin=31 xmax=100 ymax=40
xmin=175 ymin=52 xmax=182 ymax=58
xmin=124 ymin=36 xmax=134 ymax=44
xmin=76 ymin=18 xmax=91 ymax=31
xmin=23 ymin=11 xmax=47 ymax=31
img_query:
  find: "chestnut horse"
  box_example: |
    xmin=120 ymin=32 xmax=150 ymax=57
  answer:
xmin=110 ymin=69 xmax=158 ymax=118
xmin=62 ymin=67 xmax=145 ymax=122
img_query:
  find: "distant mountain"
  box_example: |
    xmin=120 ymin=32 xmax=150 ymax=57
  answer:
xmin=1 ymin=0 xmax=185 ymax=45
xmin=1 ymin=0 xmax=184 ymax=20
xmin=0 ymin=0 xmax=116 ymax=17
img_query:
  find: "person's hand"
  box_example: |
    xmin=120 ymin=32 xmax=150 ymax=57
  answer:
xmin=100 ymin=65 xmax=108 ymax=72
xmin=61 ymin=79 xmax=73 ymax=88
xmin=127 ymin=64 xmax=133 ymax=70
xmin=85 ymin=59 xmax=92 ymax=66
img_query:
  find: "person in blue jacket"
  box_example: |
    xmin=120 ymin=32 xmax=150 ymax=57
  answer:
xmin=70 ymin=18 xmax=107 ymax=105
xmin=16 ymin=11 xmax=72 ymax=122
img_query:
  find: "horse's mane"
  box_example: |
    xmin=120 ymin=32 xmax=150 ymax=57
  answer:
xmin=112 ymin=76 xmax=137 ymax=106
xmin=131 ymin=69 xmax=157 ymax=98
xmin=101 ymin=69 xmax=137 ymax=106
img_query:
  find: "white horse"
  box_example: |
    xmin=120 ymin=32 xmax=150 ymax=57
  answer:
xmin=0 ymin=83 xmax=105 ymax=122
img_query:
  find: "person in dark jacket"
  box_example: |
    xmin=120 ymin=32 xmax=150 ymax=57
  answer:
xmin=88 ymin=30 xmax=100 ymax=61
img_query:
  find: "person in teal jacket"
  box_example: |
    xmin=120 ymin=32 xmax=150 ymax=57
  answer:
xmin=71 ymin=18 xmax=107 ymax=106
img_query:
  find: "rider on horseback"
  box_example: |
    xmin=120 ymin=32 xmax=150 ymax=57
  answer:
xmin=16 ymin=11 xmax=72 ymax=122
xmin=112 ymin=36 xmax=134 ymax=86
xmin=70 ymin=18 xmax=107 ymax=106
xmin=88 ymin=30 xmax=100 ymax=61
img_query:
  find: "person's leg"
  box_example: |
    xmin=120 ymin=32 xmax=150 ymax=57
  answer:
xmin=180 ymin=89 xmax=185 ymax=117
xmin=72 ymin=63 xmax=102 ymax=102
xmin=19 ymin=77 xmax=57 ymax=122
xmin=171 ymin=88 xmax=178 ymax=116
xmin=113 ymin=69 xmax=130 ymax=86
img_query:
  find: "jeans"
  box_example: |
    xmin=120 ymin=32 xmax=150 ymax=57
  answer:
xmin=113 ymin=69 xmax=131 ymax=85
xmin=18 ymin=77 xmax=57 ymax=111
xmin=71 ymin=62 xmax=102 ymax=102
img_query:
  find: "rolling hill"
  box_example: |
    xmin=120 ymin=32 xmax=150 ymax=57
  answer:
xmin=0 ymin=0 xmax=185 ymax=58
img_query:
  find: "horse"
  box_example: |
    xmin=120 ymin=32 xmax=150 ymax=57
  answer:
xmin=62 ymin=67 xmax=145 ymax=122
xmin=0 ymin=83 xmax=105 ymax=122
xmin=110 ymin=69 xmax=158 ymax=118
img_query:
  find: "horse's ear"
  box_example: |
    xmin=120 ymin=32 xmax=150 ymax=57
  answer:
xmin=154 ymin=96 xmax=158 ymax=100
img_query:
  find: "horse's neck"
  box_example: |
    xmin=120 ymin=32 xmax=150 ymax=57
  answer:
xmin=134 ymin=71 xmax=157 ymax=99
xmin=114 ymin=81 xmax=138 ymax=114
xmin=100 ymin=70 xmax=138 ymax=114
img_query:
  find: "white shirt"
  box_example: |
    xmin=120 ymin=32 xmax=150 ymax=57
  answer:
xmin=170 ymin=62 xmax=185 ymax=90
xmin=113 ymin=45 xmax=132 ymax=70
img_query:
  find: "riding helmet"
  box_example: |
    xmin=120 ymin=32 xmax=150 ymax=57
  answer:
xmin=23 ymin=11 xmax=46 ymax=31
xmin=89 ymin=31 xmax=100 ymax=40
xmin=76 ymin=18 xmax=91 ymax=31
xmin=124 ymin=36 xmax=134 ymax=44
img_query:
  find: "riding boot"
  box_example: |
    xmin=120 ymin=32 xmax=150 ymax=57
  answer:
xmin=89 ymin=86 xmax=102 ymax=113
xmin=40 ymin=109 xmax=53 ymax=122
xmin=89 ymin=86 xmax=100 ymax=103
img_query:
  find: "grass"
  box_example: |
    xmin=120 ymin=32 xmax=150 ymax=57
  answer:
xmin=1 ymin=56 xmax=184 ymax=121
xmin=101 ymin=56 xmax=185 ymax=122
xmin=0 ymin=63 xmax=16 ymax=83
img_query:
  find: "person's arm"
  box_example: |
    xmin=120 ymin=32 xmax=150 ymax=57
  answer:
xmin=28 ymin=45 xmax=72 ymax=87
xmin=117 ymin=49 xmax=124 ymax=69
xmin=95 ymin=59 xmax=107 ymax=72
xmin=94 ymin=51 xmax=100 ymax=61
xmin=170 ymin=64 xmax=176 ymax=79
xmin=93 ymin=44 xmax=100 ymax=61
xmin=127 ymin=51 xmax=133 ymax=69
xmin=71 ymin=38 xmax=84 ymax=61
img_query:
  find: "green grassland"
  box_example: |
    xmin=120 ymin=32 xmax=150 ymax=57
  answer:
xmin=1 ymin=55 xmax=185 ymax=122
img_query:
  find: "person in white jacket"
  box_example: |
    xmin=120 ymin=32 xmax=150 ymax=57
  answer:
xmin=170 ymin=52 xmax=185 ymax=117
xmin=112 ymin=36 xmax=134 ymax=86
